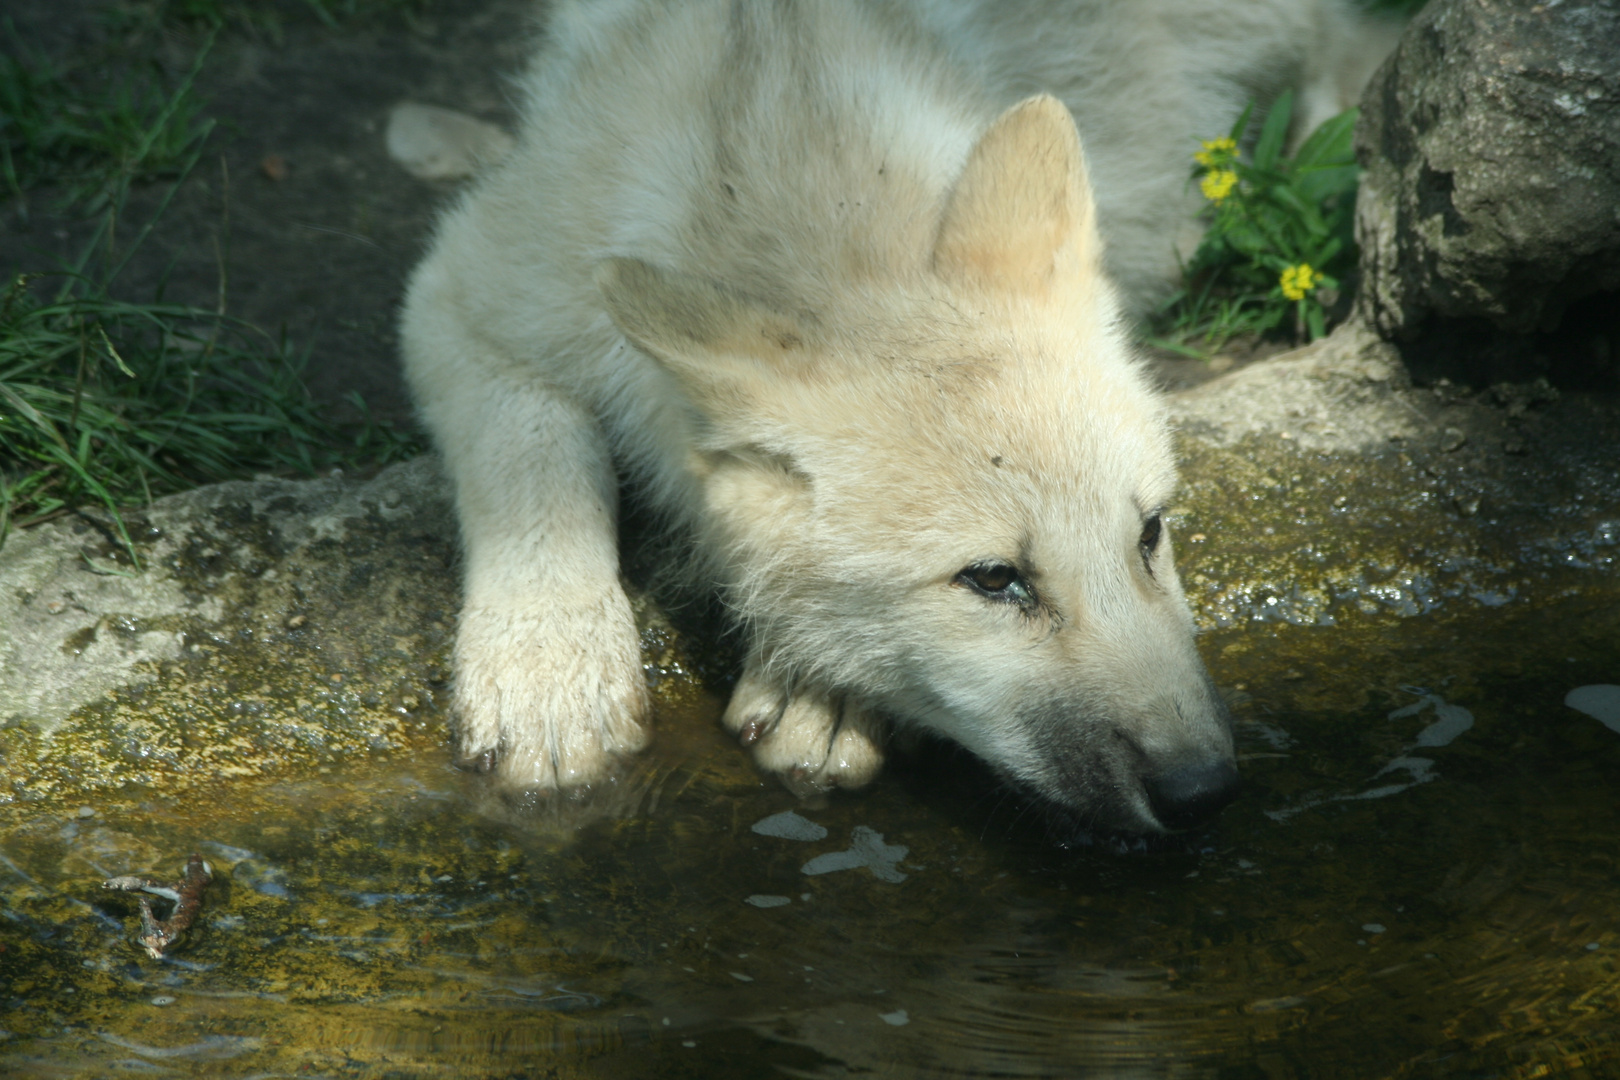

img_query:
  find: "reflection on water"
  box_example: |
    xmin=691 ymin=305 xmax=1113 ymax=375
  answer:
xmin=2 ymin=588 xmax=1619 ymax=1078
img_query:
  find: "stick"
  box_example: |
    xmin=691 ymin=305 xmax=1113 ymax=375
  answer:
xmin=104 ymin=853 xmax=212 ymax=959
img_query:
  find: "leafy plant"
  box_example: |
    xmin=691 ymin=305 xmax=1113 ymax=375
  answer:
xmin=1150 ymin=91 xmax=1361 ymax=353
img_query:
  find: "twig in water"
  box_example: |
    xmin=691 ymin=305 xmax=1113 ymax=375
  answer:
xmin=104 ymin=853 xmax=212 ymax=959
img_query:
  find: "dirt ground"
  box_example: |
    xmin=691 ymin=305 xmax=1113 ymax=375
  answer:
xmin=2 ymin=0 xmax=543 ymax=428
xmin=4 ymin=0 xmax=1284 ymax=436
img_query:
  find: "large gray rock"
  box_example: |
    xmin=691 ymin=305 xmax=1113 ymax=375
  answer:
xmin=0 ymin=457 xmax=457 ymax=740
xmin=1355 ymin=0 xmax=1620 ymax=380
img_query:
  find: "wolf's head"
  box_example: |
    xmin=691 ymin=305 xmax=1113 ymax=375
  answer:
xmin=597 ymin=95 xmax=1237 ymax=836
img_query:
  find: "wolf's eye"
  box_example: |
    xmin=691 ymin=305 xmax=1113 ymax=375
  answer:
xmin=1139 ymin=513 xmax=1163 ymax=567
xmin=958 ymin=562 xmax=1033 ymax=605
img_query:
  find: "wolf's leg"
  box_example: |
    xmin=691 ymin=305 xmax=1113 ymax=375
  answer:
xmin=420 ymin=344 xmax=651 ymax=790
xmin=722 ymin=660 xmax=886 ymax=797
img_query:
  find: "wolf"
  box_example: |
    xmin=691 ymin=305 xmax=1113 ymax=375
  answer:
xmin=401 ymin=0 xmax=1395 ymax=836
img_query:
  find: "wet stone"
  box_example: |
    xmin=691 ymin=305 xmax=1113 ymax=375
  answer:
xmin=1355 ymin=0 xmax=1620 ymax=385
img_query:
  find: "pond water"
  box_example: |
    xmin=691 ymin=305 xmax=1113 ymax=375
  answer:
xmin=3 ymin=594 xmax=1618 ymax=1078
xmin=2 ymin=426 xmax=1618 ymax=1078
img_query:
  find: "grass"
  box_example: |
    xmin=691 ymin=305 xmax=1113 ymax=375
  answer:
xmin=0 ymin=262 xmax=418 ymax=562
xmin=112 ymin=0 xmax=434 ymax=36
xmin=1148 ymin=92 xmax=1361 ymax=356
xmin=1 ymin=19 xmax=420 ymax=565
xmin=0 ymin=26 xmax=214 ymax=216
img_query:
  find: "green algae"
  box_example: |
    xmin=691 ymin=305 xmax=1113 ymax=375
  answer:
xmin=0 ymin=494 xmax=460 ymax=809
xmin=6 ymin=621 xmax=1620 ymax=1078
xmin=1173 ymin=425 xmax=1619 ymax=632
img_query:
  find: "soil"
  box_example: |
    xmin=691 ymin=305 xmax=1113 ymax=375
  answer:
xmin=1 ymin=0 xmax=539 ymax=427
xmin=0 ymin=0 xmax=1323 ymax=429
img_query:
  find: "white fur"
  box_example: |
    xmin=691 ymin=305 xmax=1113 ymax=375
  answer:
xmin=401 ymin=0 xmax=1394 ymax=830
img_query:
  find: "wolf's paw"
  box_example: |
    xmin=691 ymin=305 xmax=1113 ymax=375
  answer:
xmin=451 ymin=597 xmax=651 ymax=791
xmin=722 ymin=665 xmax=886 ymax=797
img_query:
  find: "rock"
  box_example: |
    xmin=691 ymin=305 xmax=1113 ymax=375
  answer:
xmin=0 ymin=457 xmax=700 ymax=806
xmin=0 ymin=458 xmax=455 ymax=740
xmin=1167 ymin=320 xmax=1418 ymax=452
xmin=385 ymin=103 xmax=514 ymax=181
xmin=1354 ymin=0 xmax=1620 ymax=383
xmin=0 ymin=459 xmax=472 ymax=805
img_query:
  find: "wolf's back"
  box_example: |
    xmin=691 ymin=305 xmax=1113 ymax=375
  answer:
xmin=505 ymin=0 xmax=993 ymax=318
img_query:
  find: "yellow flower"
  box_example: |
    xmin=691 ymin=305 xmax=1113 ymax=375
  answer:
xmin=1279 ymin=264 xmax=1322 ymax=301
xmin=1200 ymin=168 xmax=1237 ymax=203
xmin=1194 ymin=136 xmax=1237 ymax=168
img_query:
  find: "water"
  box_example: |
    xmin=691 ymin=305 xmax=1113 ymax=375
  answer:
xmin=2 ymin=407 xmax=1618 ymax=1077
xmin=2 ymin=591 xmax=1618 ymax=1077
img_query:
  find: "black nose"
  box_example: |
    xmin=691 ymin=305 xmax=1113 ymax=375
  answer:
xmin=1143 ymin=759 xmax=1241 ymax=831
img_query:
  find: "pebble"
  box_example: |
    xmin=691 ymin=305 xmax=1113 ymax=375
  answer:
xmin=77 ymin=806 xmax=95 ymax=818
xmin=1566 ymin=685 xmax=1620 ymax=734
xmin=150 ymin=996 xmax=175 ymax=1006
xmin=386 ymin=103 xmax=515 ymax=181
xmin=751 ymin=811 xmax=827 ymax=842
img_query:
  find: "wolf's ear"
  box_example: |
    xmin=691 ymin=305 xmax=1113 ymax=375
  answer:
xmin=932 ymin=94 xmax=1102 ymax=295
xmin=595 ymin=257 xmax=810 ymax=404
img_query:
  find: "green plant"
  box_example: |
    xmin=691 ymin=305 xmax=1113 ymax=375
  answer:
xmin=0 ymin=28 xmax=214 ymax=213
xmin=1 ymin=30 xmax=420 ymax=563
xmin=1362 ymin=0 xmax=1428 ymax=14
xmin=0 ymin=259 xmax=420 ymax=562
xmin=112 ymin=0 xmax=432 ymax=36
xmin=1149 ymin=91 xmax=1360 ymax=354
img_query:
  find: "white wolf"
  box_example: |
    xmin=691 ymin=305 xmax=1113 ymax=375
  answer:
xmin=402 ymin=0 xmax=1394 ymax=835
